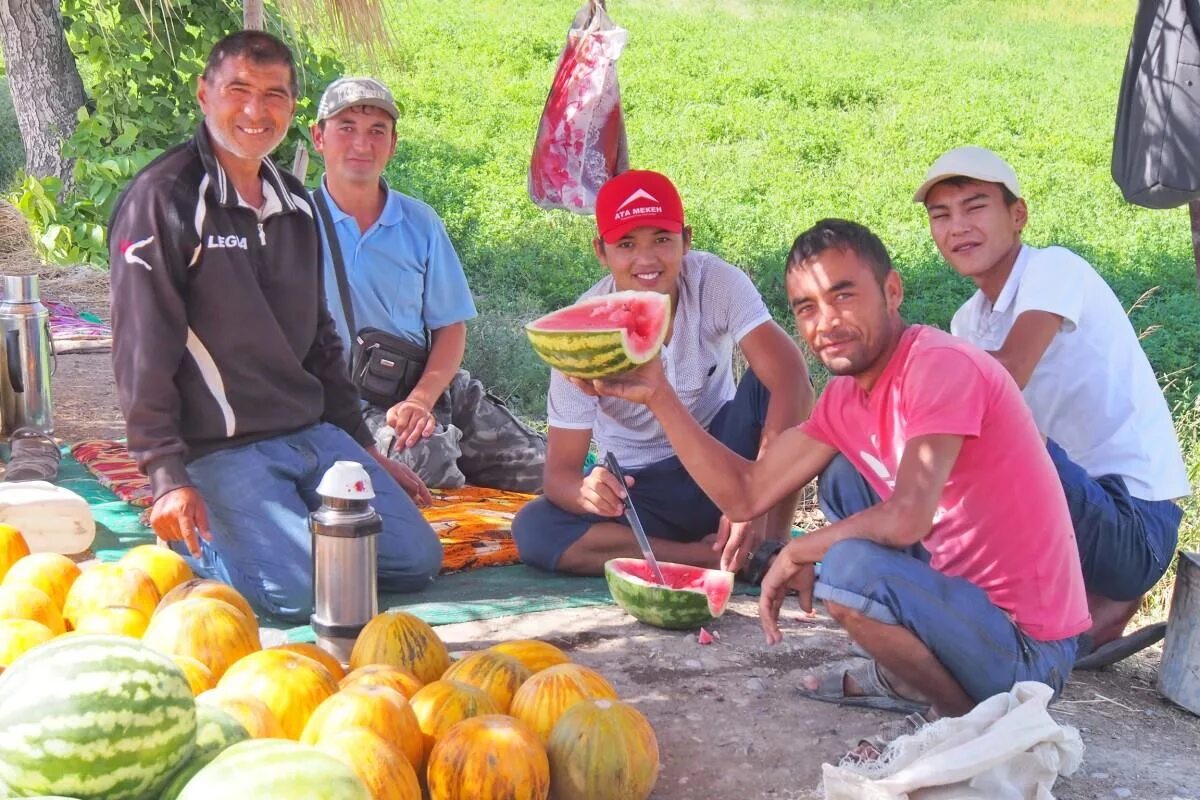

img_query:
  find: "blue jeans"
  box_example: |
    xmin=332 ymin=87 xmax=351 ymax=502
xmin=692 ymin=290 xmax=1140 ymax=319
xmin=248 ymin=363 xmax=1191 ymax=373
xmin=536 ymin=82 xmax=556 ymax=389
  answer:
xmin=174 ymin=423 xmax=442 ymax=622
xmin=814 ymin=539 xmax=1077 ymax=703
xmin=820 ymin=443 xmax=1184 ymax=601
xmin=513 ymin=370 xmax=770 ymax=572
xmin=1047 ymin=440 xmax=1182 ymax=601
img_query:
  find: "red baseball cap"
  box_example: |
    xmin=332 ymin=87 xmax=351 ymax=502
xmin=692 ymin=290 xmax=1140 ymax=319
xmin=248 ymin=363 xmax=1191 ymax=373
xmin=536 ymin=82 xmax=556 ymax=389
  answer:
xmin=594 ymin=170 xmax=685 ymax=244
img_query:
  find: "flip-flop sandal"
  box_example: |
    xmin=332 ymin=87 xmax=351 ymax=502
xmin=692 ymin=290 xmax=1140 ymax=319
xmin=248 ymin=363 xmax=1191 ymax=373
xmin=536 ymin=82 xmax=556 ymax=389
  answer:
xmin=797 ymin=659 xmax=931 ymax=715
xmin=1074 ymin=623 xmax=1167 ymax=671
xmin=5 ymin=427 xmax=61 ymax=482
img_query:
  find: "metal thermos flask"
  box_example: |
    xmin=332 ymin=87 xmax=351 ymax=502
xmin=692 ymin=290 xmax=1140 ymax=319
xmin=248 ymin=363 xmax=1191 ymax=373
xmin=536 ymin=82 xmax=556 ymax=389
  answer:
xmin=0 ymin=275 xmax=53 ymax=434
xmin=309 ymin=460 xmax=382 ymax=664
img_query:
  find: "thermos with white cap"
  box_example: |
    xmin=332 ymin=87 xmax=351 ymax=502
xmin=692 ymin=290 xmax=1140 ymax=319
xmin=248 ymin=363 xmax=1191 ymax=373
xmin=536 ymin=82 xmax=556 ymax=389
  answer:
xmin=0 ymin=274 xmax=54 ymax=434
xmin=309 ymin=460 xmax=381 ymax=664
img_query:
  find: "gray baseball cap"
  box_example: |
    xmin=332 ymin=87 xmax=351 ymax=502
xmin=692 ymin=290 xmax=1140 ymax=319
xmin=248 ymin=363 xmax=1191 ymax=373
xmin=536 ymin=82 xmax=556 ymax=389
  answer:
xmin=316 ymin=77 xmax=399 ymax=122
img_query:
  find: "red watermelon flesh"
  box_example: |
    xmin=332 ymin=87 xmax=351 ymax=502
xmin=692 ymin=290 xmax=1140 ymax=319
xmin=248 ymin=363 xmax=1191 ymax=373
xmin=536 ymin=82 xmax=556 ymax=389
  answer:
xmin=604 ymin=558 xmax=734 ymax=630
xmin=529 ymin=292 xmax=666 ymax=354
xmin=525 ymin=291 xmax=672 ymax=379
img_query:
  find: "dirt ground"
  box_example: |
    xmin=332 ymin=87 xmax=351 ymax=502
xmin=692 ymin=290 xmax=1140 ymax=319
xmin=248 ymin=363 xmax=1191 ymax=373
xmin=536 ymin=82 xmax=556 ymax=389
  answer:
xmin=38 ymin=257 xmax=1200 ymax=799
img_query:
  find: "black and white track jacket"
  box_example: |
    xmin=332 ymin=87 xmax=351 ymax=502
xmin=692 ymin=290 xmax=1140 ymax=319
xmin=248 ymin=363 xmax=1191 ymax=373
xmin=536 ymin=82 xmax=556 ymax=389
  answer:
xmin=109 ymin=122 xmax=371 ymax=500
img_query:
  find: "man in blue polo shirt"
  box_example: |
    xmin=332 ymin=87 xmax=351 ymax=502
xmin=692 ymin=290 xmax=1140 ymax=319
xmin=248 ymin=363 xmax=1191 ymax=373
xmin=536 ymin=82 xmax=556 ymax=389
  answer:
xmin=311 ymin=77 xmax=546 ymax=492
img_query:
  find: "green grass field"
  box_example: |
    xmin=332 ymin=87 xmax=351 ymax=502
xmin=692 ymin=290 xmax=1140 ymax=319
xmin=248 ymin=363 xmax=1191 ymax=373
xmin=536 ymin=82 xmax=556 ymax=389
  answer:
xmin=322 ymin=0 xmax=1198 ymax=617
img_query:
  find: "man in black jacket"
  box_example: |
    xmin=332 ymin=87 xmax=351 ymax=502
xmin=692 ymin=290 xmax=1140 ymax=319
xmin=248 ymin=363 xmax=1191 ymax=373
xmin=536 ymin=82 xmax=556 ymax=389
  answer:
xmin=108 ymin=31 xmax=442 ymax=622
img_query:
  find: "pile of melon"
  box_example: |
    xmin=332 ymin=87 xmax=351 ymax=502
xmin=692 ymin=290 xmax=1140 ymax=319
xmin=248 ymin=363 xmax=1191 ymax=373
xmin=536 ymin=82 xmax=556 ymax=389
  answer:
xmin=0 ymin=524 xmax=660 ymax=800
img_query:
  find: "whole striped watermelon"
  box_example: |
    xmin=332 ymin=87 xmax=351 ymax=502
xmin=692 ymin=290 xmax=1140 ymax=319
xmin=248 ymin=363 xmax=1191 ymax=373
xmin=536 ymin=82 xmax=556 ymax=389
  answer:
xmin=604 ymin=558 xmax=734 ymax=630
xmin=176 ymin=739 xmax=371 ymax=800
xmin=0 ymin=634 xmax=197 ymax=800
xmin=160 ymin=704 xmax=250 ymax=800
xmin=525 ymin=291 xmax=671 ymax=379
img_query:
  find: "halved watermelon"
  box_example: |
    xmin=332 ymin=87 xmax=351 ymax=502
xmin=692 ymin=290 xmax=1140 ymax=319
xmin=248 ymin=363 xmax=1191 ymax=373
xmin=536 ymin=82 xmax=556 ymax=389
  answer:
xmin=604 ymin=558 xmax=733 ymax=630
xmin=525 ymin=291 xmax=672 ymax=379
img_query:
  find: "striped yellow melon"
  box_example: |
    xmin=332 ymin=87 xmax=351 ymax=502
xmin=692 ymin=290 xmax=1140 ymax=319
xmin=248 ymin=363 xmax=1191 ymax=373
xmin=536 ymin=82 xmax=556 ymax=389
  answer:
xmin=440 ymin=649 xmax=532 ymax=713
xmin=218 ymin=649 xmax=339 ymax=739
xmin=0 ymin=618 xmax=54 ymax=669
xmin=317 ymin=728 xmax=421 ymax=800
xmin=488 ymin=639 xmax=571 ymax=674
xmin=525 ymin=291 xmax=672 ymax=379
xmin=142 ymin=597 xmax=260 ymax=680
xmin=272 ymin=641 xmax=346 ymax=681
xmin=300 ymin=684 xmax=424 ymax=773
xmin=72 ymin=605 xmax=150 ymax=638
xmin=509 ymin=662 xmax=619 ymax=743
xmin=63 ymin=563 xmax=160 ymax=630
xmin=172 ymin=653 xmax=217 ymax=695
xmin=195 ymin=689 xmax=287 ymax=739
xmin=349 ymin=611 xmax=450 ymax=683
xmin=1 ymin=551 xmax=81 ymax=609
xmin=339 ymin=663 xmax=424 ymax=700
xmin=156 ymin=578 xmax=257 ymax=625
xmin=426 ymin=715 xmax=549 ymax=800
xmin=0 ymin=582 xmax=65 ymax=634
xmin=0 ymin=524 xmax=29 ymax=583
xmin=547 ymin=699 xmax=659 ymax=800
xmin=408 ymin=679 xmax=500 ymax=762
xmin=119 ymin=544 xmax=194 ymax=598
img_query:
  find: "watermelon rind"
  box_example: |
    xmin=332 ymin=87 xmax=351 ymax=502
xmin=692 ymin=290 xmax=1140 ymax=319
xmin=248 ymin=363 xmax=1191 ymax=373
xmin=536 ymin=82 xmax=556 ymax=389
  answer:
xmin=159 ymin=704 xmax=250 ymax=800
xmin=604 ymin=558 xmax=734 ymax=630
xmin=525 ymin=291 xmax=672 ymax=379
xmin=0 ymin=634 xmax=197 ymax=800
xmin=176 ymin=739 xmax=371 ymax=800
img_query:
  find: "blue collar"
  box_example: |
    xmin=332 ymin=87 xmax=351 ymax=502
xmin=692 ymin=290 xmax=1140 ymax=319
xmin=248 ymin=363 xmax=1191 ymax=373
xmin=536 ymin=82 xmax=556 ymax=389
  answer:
xmin=318 ymin=176 xmax=405 ymax=228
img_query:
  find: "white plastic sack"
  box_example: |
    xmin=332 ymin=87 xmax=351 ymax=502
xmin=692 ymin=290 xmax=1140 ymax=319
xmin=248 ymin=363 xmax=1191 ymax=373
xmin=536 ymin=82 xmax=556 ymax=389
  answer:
xmin=822 ymin=682 xmax=1084 ymax=800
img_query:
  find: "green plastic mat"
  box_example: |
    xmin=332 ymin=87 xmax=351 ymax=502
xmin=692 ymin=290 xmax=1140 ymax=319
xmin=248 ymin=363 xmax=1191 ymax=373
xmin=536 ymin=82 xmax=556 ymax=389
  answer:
xmin=281 ymin=566 xmax=618 ymax=642
xmin=51 ymin=449 xmax=157 ymax=560
xmin=49 ymin=445 xmax=769 ymax=640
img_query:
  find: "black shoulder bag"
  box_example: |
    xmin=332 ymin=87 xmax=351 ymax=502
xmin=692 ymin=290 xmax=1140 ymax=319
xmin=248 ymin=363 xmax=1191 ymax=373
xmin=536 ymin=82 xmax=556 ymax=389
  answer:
xmin=314 ymin=187 xmax=430 ymax=407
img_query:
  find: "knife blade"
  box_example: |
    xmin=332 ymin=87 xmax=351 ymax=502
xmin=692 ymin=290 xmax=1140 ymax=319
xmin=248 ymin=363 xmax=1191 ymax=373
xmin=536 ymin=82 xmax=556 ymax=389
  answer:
xmin=604 ymin=451 xmax=669 ymax=585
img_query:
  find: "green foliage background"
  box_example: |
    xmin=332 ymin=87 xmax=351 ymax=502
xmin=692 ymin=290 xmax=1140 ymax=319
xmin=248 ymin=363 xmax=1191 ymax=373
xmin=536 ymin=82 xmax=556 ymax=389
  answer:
xmin=325 ymin=0 xmax=1198 ymax=413
xmin=10 ymin=0 xmax=340 ymax=265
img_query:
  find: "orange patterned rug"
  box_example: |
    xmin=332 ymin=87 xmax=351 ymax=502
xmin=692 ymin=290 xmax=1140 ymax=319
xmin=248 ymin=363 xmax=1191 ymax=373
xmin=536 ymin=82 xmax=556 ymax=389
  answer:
xmin=70 ymin=439 xmax=534 ymax=573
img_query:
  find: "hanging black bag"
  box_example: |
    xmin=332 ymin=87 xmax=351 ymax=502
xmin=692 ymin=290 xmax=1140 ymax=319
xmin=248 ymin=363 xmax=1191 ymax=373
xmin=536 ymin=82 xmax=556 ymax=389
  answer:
xmin=1112 ymin=0 xmax=1200 ymax=209
xmin=313 ymin=187 xmax=429 ymax=407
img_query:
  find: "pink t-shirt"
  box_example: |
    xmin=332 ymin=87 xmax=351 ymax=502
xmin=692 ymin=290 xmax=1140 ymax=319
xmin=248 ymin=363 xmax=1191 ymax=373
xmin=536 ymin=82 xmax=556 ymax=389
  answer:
xmin=801 ymin=325 xmax=1090 ymax=642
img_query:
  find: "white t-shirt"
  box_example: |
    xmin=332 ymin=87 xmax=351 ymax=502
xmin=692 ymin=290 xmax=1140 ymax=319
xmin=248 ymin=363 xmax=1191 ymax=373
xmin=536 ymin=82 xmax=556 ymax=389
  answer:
xmin=548 ymin=250 xmax=772 ymax=468
xmin=950 ymin=244 xmax=1189 ymax=501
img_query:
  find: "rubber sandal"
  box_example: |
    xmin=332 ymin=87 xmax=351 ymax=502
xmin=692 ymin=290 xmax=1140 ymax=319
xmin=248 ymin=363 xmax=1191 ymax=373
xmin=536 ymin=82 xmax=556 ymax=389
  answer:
xmin=1074 ymin=622 xmax=1167 ymax=671
xmin=739 ymin=538 xmax=787 ymax=585
xmin=5 ymin=427 xmax=61 ymax=482
xmin=797 ymin=659 xmax=931 ymax=714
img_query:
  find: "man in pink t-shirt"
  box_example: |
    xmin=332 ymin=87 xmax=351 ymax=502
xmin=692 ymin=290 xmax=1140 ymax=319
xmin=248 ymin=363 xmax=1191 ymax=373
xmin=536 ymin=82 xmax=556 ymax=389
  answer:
xmin=581 ymin=219 xmax=1090 ymax=720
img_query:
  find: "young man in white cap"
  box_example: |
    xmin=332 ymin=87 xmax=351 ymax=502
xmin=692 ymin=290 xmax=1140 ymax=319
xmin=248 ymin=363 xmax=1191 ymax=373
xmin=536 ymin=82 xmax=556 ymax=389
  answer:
xmin=311 ymin=76 xmax=546 ymax=492
xmin=511 ymin=169 xmax=813 ymax=576
xmin=908 ymin=146 xmax=1189 ymax=663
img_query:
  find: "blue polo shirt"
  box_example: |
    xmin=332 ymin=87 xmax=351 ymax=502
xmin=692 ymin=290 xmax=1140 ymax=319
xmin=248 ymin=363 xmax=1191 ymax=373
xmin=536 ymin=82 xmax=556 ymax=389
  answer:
xmin=315 ymin=178 xmax=477 ymax=355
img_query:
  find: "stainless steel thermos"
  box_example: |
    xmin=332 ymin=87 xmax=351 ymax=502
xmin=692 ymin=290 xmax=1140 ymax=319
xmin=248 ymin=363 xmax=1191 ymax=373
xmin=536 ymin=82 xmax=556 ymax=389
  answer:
xmin=0 ymin=275 xmax=54 ymax=434
xmin=309 ymin=460 xmax=382 ymax=664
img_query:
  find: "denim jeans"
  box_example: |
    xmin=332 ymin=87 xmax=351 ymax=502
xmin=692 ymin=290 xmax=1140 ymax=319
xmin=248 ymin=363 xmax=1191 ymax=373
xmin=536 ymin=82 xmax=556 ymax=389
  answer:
xmin=814 ymin=539 xmax=1077 ymax=703
xmin=174 ymin=422 xmax=442 ymax=622
xmin=1047 ymin=440 xmax=1182 ymax=601
xmin=820 ymin=444 xmax=1184 ymax=601
xmin=512 ymin=369 xmax=770 ymax=572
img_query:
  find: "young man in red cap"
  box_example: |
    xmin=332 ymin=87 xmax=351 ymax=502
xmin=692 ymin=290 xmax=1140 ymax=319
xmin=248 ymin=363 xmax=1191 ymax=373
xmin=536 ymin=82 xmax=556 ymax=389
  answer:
xmin=512 ymin=170 xmax=813 ymax=576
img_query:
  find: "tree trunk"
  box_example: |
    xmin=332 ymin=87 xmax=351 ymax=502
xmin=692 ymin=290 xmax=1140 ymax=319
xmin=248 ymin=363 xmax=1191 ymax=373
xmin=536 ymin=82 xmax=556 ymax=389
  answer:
xmin=0 ymin=0 xmax=86 ymax=189
xmin=243 ymin=0 xmax=264 ymax=30
xmin=1191 ymin=200 xmax=1200 ymax=293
